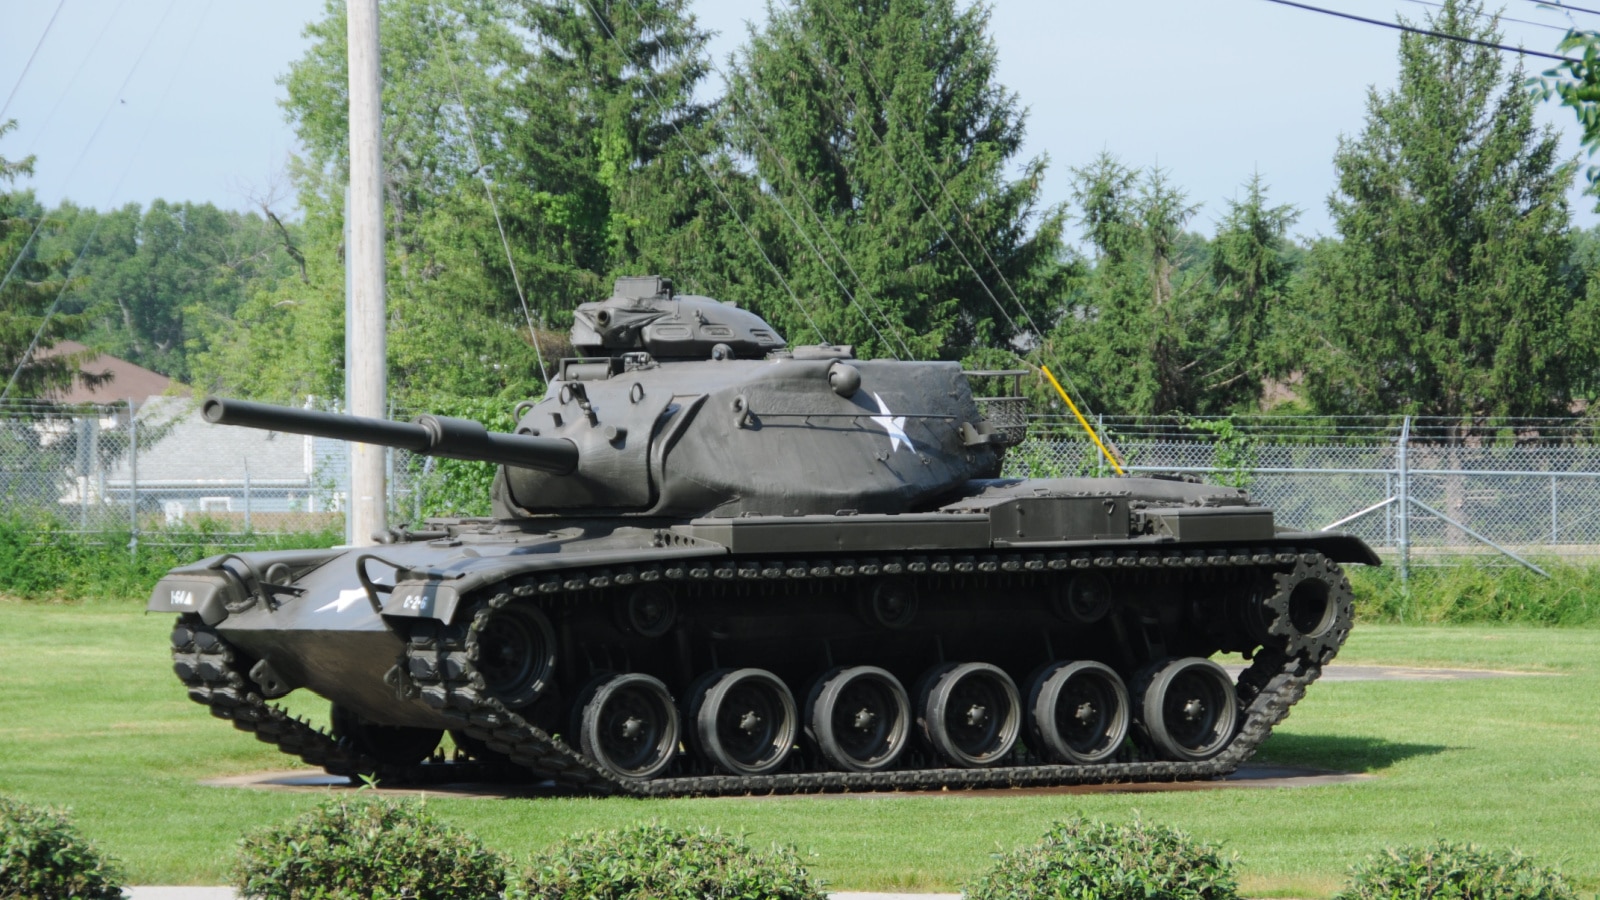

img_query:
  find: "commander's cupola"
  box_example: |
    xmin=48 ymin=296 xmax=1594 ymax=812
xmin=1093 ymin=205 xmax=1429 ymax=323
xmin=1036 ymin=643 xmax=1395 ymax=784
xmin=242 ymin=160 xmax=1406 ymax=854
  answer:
xmin=570 ymin=276 xmax=787 ymax=361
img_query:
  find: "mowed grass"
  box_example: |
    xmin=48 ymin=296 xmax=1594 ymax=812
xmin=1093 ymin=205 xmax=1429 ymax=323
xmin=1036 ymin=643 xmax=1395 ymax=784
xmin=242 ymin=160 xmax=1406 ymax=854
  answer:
xmin=1 ymin=601 xmax=1596 ymax=895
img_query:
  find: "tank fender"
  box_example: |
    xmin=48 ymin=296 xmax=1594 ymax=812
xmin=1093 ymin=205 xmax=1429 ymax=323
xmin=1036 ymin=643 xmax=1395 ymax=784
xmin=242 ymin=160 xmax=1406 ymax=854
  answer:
xmin=147 ymin=573 xmax=235 ymax=625
xmin=1275 ymin=531 xmax=1382 ymax=566
xmin=147 ymin=548 xmax=341 ymax=617
xmin=379 ymin=544 xmax=729 ymax=625
xmin=383 ymin=579 xmax=464 ymax=623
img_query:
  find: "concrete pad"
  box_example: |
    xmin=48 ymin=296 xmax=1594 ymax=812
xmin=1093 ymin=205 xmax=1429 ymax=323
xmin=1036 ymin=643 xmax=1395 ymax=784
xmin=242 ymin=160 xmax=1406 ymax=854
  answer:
xmin=1222 ymin=663 xmax=1552 ymax=682
xmin=203 ymin=760 xmax=1371 ymax=801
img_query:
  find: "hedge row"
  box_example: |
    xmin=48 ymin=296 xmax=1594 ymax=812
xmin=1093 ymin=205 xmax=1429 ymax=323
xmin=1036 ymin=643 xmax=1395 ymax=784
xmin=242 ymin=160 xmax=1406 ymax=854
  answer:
xmin=0 ymin=516 xmax=340 ymax=603
xmin=1 ymin=794 xmax=1579 ymax=900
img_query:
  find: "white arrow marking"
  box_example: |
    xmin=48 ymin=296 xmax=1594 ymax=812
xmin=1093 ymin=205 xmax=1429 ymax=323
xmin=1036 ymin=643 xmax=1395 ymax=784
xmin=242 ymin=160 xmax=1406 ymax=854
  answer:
xmin=315 ymin=588 xmax=370 ymax=614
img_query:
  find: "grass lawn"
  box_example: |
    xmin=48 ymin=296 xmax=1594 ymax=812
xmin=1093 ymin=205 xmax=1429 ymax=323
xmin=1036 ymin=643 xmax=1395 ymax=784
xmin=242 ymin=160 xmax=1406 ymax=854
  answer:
xmin=1 ymin=600 xmax=1596 ymax=896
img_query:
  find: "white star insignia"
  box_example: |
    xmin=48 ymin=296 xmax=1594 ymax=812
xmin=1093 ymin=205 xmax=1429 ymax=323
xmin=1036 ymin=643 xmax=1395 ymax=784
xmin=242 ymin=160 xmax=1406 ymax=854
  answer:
xmin=315 ymin=588 xmax=370 ymax=614
xmin=869 ymin=392 xmax=915 ymax=455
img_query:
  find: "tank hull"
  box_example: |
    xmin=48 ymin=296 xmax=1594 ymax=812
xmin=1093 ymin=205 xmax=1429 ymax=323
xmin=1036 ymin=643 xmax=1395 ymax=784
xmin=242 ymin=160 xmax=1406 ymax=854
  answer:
xmin=154 ymin=477 xmax=1373 ymax=795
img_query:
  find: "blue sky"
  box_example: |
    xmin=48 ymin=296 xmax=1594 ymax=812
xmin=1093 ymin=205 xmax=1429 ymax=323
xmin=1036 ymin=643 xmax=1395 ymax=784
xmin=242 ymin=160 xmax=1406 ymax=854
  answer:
xmin=3 ymin=0 xmax=1597 ymax=240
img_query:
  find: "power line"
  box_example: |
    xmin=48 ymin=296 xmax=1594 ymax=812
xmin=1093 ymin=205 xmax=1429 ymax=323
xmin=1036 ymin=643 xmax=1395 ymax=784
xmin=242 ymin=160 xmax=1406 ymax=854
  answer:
xmin=573 ymin=0 xmax=832 ymax=345
xmin=1517 ymin=0 xmax=1600 ymax=19
xmin=678 ymin=33 xmax=912 ymax=359
xmin=18 ymin=0 xmax=131 ymax=158
xmin=0 ymin=0 xmax=177 ymax=304
xmin=1402 ymin=0 xmax=1570 ymax=33
xmin=791 ymin=4 xmax=1108 ymax=419
xmin=0 ymin=0 xmax=69 ymax=123
xmin=1260 ymin=0 xmax=1582 ymax=61
xmin=4 ymin=0 xmax=208 ymax=402
xmin=434 ymin=27 xmax=549 ymax=385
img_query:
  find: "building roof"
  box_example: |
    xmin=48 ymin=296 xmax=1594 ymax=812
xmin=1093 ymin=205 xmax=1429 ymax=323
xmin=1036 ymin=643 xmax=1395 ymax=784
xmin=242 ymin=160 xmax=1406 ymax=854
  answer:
xmin=39 ymin=340 xmax=190 ymax=408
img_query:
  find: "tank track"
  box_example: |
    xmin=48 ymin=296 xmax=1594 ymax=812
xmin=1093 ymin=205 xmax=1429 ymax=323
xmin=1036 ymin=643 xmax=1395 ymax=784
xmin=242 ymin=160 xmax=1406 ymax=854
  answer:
xmin=168 ymin=617 xmax=512 ymax=785
xmin=396 ymin=545 xmax=1350 ymax=797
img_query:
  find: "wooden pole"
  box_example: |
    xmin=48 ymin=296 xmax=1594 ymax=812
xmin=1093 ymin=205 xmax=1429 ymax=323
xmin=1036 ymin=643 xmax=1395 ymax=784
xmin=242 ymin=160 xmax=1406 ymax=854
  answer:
xmin=347 ymin=0 xmax=386 ymax=545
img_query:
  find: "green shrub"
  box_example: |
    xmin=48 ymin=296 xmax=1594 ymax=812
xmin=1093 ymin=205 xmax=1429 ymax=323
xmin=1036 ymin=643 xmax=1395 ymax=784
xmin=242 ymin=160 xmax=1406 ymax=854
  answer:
xmin=1333 ymin=841 xmax=1576 ymax=900
xmin=1349 ymin=563 xmax=1600 ymax=626
xmin=0 ymin=796 xmax=123 ymax=900
xmin=0 ymin=514 xmax=341 ymax=603
xmin=232 ymin=796 xmax=508 ymax=900
xmin=520 ymin=823 xmax=827 ymax=900
xmin=964 ymin=816 xmax=1238 ymax=900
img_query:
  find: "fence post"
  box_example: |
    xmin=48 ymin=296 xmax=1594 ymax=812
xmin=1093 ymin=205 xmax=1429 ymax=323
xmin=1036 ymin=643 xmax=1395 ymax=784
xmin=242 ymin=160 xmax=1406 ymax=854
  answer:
xmin=244 ymin=464 xmax=252 ymax=534
xmin=127 ymin=398 xmax=138 ymax=560
xmin=1550 ymin=475 xmax=1558 ymax=545
xmin=77 ymin=417 xmax=90 ymax=530
xmin=1397 ymin=416 xmax=1410 ymax=587
xmin=1385 ymin=472 xmax=1394 ymax=546
xmin=1096 ymin=414 xmax=1105 ymax=477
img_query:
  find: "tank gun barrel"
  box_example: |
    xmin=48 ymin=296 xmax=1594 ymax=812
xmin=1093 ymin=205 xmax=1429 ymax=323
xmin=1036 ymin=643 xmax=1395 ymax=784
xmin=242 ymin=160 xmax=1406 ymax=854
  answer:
xmin=201 ymin=398 xmax=578 ymax=475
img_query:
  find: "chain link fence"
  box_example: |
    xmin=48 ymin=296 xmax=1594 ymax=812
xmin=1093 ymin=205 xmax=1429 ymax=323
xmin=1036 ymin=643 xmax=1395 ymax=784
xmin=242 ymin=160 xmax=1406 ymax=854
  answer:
xmin=1008 ymin=415 xmax=1600 ymax=573
xmin=6 ymin=398 xmax=1599 ymax=570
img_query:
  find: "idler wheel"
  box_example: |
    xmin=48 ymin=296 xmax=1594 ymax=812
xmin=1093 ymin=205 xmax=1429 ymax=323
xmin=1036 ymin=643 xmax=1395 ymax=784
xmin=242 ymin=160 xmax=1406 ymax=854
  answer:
xmin=916 ymin=662 xmax=1021 ymax=767
xmin=805 ymin=666 xmax=911 ymax=772
xmin=330 ymin=703 xmax=443 ymax=767
xmin=1051 ymin=573 xmax=1113 ymax=625
xmin=1132 ymin=657 xmax=1238 ymax=762
xmin=688 ymin=668 xmax=798 ymax=776
xmin=474 ymin=605 xmax=556 ymax=709
xmin=575 ymin=673 xmax=679 ymax=780
xmin=1253 ymin=555 xmax=1354 ymax=662
xmin=1026 ymin=660 xmax=1129 ymax=764
xmin=857 ymin=578 xmax=918 ymax=630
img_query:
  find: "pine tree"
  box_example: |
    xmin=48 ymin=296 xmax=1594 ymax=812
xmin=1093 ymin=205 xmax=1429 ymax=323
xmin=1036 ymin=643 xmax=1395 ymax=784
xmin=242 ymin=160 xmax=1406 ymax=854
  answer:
xmin=724 ymin=0 xmax=1069 ymax=360
xmin=1050 ymin=155 xmax=1223 ymax=416
xmin=1294 ymin=0 xmax=1593 ymax=424
xmin=0 ymin=121 xmax=95 ymax=399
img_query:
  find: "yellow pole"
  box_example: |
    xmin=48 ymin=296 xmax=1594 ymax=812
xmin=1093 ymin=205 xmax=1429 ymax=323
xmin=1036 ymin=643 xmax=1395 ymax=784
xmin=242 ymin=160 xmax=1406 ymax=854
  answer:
xmin=1040 ymin=365 xmax=1124 ymax=476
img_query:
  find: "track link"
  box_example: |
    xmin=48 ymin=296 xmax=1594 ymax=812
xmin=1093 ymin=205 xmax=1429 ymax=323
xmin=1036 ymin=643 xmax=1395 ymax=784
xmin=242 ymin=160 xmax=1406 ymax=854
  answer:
xmin=397 ymin=545 xmax=1350 ymax=797
xmin=168 ymin=617 xmax=511 ymax=785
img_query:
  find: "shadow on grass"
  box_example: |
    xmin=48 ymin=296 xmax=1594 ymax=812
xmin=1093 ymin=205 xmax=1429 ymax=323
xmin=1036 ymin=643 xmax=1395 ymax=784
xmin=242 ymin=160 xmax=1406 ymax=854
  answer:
xmin=1254 ymin=732 xmax=1452 ymax=773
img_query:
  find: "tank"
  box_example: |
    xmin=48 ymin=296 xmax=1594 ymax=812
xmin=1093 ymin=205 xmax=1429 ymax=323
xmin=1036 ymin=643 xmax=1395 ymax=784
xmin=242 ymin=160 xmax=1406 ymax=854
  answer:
xmin=149 ymin=275 xmax=1378 ymax=796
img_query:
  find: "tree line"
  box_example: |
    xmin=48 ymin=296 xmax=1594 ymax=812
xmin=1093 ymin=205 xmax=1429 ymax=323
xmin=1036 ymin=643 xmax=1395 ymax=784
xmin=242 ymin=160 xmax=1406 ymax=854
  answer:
xmin=2 ymin=0 xmax=1597 ymax=427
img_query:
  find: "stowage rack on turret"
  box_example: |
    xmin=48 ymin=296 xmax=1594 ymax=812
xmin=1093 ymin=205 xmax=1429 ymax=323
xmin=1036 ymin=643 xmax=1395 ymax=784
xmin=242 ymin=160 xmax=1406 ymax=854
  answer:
xmin=152 ymin=275 xmax=1378 ymax=796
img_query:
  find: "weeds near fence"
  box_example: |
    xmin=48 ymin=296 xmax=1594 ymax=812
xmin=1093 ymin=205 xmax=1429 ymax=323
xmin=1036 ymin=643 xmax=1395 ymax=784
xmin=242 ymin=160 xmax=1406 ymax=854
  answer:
xmin=1349 ymin=562 xmax=1600 ymax=626
xmin=0 ymin=515 xmax=342 ymax=603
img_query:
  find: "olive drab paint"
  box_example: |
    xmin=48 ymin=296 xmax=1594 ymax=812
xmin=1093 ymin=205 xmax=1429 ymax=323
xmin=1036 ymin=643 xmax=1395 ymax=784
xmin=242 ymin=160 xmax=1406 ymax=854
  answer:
xmin=150 ymin=276 xmax=1377 ymax=796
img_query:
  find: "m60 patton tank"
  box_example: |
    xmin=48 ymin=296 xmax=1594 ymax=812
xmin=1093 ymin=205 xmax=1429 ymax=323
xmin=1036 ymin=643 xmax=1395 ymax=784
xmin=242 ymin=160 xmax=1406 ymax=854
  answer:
xmin=150 ymin=275 xmax=1378 ymax=796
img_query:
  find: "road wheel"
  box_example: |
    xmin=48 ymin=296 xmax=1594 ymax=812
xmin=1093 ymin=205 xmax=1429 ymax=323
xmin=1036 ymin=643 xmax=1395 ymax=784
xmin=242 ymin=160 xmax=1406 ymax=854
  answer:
xmin=1026 ymin=660 xmax=1129 ymax=764
xmin=689 ymin=668 xmax=798 ymax=776
xmin=1132 ymin=657 xmax=1238 ymax=762
xmin=805 ymin=666 xmax=911 ymax=772
xmin=916 ymin=662 xmax=1020 ymax=767
xmin=575 ymin=673 xmax=679 ymax=780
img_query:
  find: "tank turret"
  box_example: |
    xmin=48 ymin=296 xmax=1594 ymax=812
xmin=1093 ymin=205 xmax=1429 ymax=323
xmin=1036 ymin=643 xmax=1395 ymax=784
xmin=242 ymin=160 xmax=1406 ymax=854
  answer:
xmin=206 ymin=276 xmax=1014 ymax=519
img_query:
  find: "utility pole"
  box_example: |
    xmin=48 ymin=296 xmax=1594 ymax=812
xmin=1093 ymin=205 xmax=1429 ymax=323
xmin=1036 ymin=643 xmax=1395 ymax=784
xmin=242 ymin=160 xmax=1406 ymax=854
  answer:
xmin=347 ymin=0 xmax=386 ymax=545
